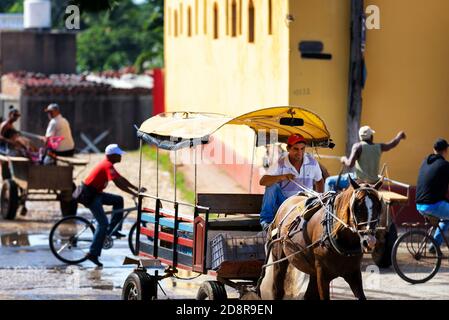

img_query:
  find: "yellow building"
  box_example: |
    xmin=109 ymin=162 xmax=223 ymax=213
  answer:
xmin=164 ymin=0 xmax=449 ymax=188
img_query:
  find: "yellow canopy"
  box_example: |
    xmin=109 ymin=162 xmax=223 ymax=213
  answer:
xmin=138 ymin=106 xmax=333 ymax=150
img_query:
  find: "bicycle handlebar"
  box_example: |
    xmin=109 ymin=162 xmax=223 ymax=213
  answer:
xmin=131 ymin=187 xmax=148 ymax=205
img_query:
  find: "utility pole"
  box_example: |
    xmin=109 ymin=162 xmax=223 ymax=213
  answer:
xmin=346 ymin=0 xmax=365 ymax=155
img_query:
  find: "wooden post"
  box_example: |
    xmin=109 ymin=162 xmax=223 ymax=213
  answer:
xmin=346 ymin=0 xmax=365 ymax=155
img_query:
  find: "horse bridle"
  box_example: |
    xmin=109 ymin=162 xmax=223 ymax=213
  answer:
xmin=347 ymin=187 xmax=382 ymax=235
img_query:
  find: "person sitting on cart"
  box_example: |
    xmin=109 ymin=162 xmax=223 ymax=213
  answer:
xmin=41 ymin=103 xmax=75 ymax=164
xmin=259 ymin=134 xmax=324 ymax=231
xmin=416 ymin=138 xmax=449 ymax=253
xmin=324 ymin=126 xmax=406 ymax=191
xmin=81 ymin=144 xmax=140 ymax=267
xmin=0 ymin=107 xmax=36 ymax=156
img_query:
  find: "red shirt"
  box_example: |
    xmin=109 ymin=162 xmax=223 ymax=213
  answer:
xmin=83 ymin=158 xmax=120 ymax=192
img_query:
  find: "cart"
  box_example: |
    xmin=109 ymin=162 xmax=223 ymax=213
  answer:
xmin=0 ymin=154 xmax=89 ymax=220
xmin=370 ymin=177 xmax=410 ymax=268
xmin=121 ymin=106 xmax=335 ymax=300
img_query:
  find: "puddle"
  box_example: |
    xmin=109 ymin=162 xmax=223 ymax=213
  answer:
xmin=0 ymin=233 xmax=49 ymax=247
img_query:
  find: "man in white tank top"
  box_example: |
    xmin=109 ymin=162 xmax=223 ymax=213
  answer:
xmin=324 ymin=126 xmax=406 ymax=191
xmin=44 ymin=103 xmax=75 ymax=156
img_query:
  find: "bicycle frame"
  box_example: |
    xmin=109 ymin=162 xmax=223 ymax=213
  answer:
xmin=426 ymin=223 xmax=449 ymax=253
xmin=84 ymin=205 xmax=138 ymax=237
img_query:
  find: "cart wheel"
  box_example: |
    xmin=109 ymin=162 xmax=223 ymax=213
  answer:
xmin=60 ymin=183 xmax=77 ymax=217
xmin=196 ymin=281 xmax=228 ymax=300
xmin=1 ymin=162 xmax=11 ymax=180
xmin=372 ymin=223 xmax=398 ymax=268
xmin=122 ymin=271 xmax=157 ymax=301
xmin=0 ymin=179 xmax=19 ymax=220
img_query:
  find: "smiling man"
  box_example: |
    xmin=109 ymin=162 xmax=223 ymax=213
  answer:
xmin=259 ymin=134 xmax=324 ymax=230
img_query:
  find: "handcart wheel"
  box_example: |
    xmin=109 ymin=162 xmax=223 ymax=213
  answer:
xmin=122 ymin=271 xmax=158 ymax=301
xmin=0 ymin=179 xmax=19 ymax=220
xmin=60 ymin=183 xmax=78 ymax=217
xmin=1 ymin=161 xmax=11 ymax=180
xmin=196 ymin=281 xmax=228 ymax=300
xmin=372 ymin=223 xmax=398 ymax=268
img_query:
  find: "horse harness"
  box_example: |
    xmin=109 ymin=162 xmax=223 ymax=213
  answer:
xmin=322 ymin=187 xmax=382 ymax=257
xmin=262 ymin=187 xmax=382 ymax=268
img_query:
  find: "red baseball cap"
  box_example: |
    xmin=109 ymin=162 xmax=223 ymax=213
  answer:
xmin=287 ymin=134 xmax=306 ymax=146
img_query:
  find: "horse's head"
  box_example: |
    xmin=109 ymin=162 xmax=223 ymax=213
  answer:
xmin=347 ymin=175 xmax=383 ymax=232
xmin=346 ymin=176 xmax=383 ymax=249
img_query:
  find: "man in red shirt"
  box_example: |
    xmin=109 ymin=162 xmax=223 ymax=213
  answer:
xmin=83 ymin=144 xmax=139 ymax=267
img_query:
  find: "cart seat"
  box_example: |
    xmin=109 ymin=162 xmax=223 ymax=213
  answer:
xmin=197 ymin=193 xmax=263 ymax=231
xmin=378 ymin=190 xmax=408 ymax=205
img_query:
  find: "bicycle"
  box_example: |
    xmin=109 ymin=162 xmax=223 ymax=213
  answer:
xmin=391 ymin=215 xmax=449 ymax=284
xmin=49 ymin=196 xmax=145 ymax=264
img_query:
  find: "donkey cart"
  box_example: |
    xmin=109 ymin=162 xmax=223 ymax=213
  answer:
xmin=0 ymin=154 xmax=89 ymax=220
xmin=121 ymin=106 xmax=334 ymax=300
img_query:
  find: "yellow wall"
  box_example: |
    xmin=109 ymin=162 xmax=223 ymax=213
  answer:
xmin=288 ymin=0 xmax=351 ymax=175
xmin=165 ymin=0 xmax=449 ymax=187
xmin=363 ymin=0 xmax=449 ymax=185
xmin=165 ymin=0 xmax=290 ymax=163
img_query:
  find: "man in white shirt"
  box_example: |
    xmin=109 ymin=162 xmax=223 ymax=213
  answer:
xmin=44 ymin=103 xmax=75 ymax=156
xmin=259 ymin=134 xmax=324 ymax=230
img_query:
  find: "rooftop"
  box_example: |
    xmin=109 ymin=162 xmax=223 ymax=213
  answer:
xmin=1 ymin=71 xmax=153 ymax=96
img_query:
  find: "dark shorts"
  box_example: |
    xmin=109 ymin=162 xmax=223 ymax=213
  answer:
xmin=55 ymin=149 xmax=75 ymax=157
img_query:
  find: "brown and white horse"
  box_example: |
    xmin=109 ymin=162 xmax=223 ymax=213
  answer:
xmin=261 ymin=177 xmax=383 ymax=300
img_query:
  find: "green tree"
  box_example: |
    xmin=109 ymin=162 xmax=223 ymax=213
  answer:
xmin=1 ymin=0 xmax=164 ymax=72
xmin=76 ymin=0 xmax=164 ymax=72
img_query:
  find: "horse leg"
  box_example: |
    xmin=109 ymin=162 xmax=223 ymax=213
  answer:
xmin=272 ymin=259 xmax=289 ymax=299
xmin=343 ymin=271 xmax=366 ymax=300
xmin=315 ymin=264 xmax=331 ymax=300
xmin=304 ymin=276 xmax=320 ymax=300
xmin=271 ymin=244 xmax=289 ymax=299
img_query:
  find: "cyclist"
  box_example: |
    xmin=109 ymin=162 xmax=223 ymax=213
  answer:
xmin=416 ymin=138 xmax=449 ymax=253
xmin=81 ymin=144 xmax=140 ymax=267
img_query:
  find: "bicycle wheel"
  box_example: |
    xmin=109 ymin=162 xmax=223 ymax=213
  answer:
xmin=128 ymin=222 xmax=152 ymax=255
xmin=128 ymin=222 xmax=138 ymax=255
xmin=49 ymin=216 xmax=95 ymax=264
xmin=392 ymin=229 xmax=442 ymax=284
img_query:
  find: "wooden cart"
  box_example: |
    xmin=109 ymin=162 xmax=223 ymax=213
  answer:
xmin=0 ymin=154 xmax=89 ymax=220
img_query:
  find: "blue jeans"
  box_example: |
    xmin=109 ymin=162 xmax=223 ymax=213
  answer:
xmin=417 ymin=201 xmax=449 ymax=247
xmin=260 ymin=184 xmax=287 ymax=226
xmin=324 ymin=173 xmax=356 ymax=192
xmin=88 ymin=192 xmax=124 ymax=257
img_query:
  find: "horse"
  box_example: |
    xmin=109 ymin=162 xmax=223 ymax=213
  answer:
xmin=261 ymin=176 xmax=383 ymax=300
